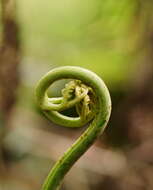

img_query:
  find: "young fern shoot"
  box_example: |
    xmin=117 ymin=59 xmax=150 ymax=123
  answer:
xmin=35 ymin=66 xmax=111 ymax=190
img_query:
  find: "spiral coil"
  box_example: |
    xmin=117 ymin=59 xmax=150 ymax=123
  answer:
xmin=35 ymin=66 xmax=111 ymax=190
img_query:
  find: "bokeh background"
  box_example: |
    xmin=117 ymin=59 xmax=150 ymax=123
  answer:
xmin=0 ymin=0 xmax=153 ymax=189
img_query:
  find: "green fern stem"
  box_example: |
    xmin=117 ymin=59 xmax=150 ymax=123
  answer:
xmin=35 ymin=66 xmax=111 ymax=190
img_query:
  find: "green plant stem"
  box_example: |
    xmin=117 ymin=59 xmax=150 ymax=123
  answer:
xmin=35 ymin=66 xmax=111 ymax=190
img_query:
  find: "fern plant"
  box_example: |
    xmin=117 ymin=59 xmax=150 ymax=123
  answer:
xmin=35 ymin=66 xmax=111 ymax=190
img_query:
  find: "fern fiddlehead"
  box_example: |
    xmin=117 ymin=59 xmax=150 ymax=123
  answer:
xmin=35 ymin=66 xmax=111 ymax=190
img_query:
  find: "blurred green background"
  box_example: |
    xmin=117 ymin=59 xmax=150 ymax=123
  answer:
xmin=0 ymin=0 xmax=153 ymax=190
xmin=18 ymin=0 xmax=139 ymax=84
